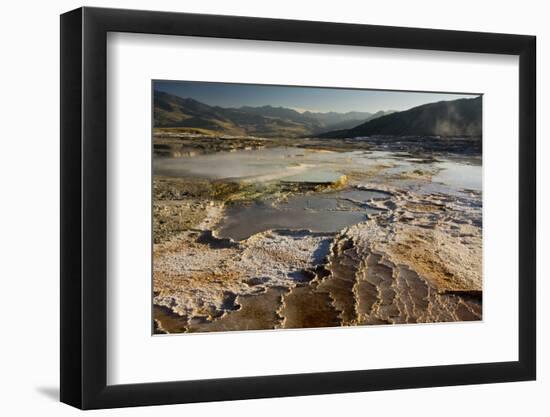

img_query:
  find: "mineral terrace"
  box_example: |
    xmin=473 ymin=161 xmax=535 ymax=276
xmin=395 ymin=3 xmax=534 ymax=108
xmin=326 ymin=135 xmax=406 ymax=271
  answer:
xmin=152 ymin=134 xmax=482 ymax=334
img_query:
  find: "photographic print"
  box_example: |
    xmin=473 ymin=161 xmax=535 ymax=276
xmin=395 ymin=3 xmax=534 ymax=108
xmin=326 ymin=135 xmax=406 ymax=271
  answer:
xmin=152 ymin=81 xmax=482 ymax=334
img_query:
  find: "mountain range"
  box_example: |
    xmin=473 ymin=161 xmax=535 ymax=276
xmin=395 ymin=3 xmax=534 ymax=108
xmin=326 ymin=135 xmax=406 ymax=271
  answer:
xmin=154 ymin=90 xmax=481 ymax=138
xmin=319 ymin=96 xmax=482 ymax=138
xmin=154 ymin=90 xmax=393 ymax=137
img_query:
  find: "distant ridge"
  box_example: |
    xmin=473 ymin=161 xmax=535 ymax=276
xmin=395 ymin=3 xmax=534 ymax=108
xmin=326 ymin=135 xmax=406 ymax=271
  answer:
xmin=153 ymin=90 xmax=390 ymax=137
xmin=319 ymin=96 xmax=482 ymax=138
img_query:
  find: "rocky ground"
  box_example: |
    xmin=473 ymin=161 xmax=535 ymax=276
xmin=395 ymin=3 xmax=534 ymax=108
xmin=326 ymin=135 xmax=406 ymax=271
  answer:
xmin=152 ymin=157 xmax=482 ymax=333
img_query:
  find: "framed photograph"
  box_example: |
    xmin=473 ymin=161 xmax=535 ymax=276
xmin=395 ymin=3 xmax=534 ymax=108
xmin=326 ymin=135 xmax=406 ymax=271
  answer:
xmin=60 ymin=6 xmax=536 ymax=409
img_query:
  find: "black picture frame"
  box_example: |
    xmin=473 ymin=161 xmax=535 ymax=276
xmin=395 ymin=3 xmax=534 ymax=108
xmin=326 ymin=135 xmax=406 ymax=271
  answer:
xmin=60 ymin=6 xmax=536 ymax=410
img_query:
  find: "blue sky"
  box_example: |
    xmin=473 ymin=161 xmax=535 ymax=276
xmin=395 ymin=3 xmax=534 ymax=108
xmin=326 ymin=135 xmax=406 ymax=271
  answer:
xmin=154 ymin=80 xmax=480 ymax=114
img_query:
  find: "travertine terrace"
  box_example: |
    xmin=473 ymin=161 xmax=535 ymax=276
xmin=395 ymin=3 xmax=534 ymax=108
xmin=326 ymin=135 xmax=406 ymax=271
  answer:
xmin=153 ymin=135 xmax=482 ymax=333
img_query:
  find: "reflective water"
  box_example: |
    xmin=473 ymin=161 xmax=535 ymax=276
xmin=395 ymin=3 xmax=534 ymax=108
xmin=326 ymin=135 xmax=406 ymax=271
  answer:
xmin=156 ymin=146 xmax=481 ymax=240
xmin=215 ymin=192 xmax=384 ymax=241
xmin=432 ymin=160 xmax=482 ymax=191
xmin=154 ymin=147 xmax=395 ymax=183
xmin=155 ymin=146 xmax=480 ymax=191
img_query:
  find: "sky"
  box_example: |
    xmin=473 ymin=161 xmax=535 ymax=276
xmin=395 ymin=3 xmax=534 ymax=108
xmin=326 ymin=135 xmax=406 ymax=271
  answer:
xmin=154 ymin=80 xmax=480 ymax=114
